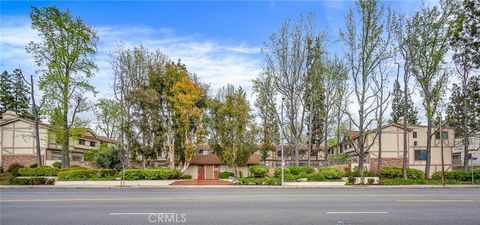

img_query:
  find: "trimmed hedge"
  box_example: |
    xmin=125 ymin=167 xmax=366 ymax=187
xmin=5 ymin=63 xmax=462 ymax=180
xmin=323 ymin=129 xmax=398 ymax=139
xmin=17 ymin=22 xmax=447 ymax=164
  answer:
xmin=219 ymin=171 xmax=234 ymax=179
xmin=10 ymin=177 xmax=55 ymax=185
xmin=237 ymin=177 xmax=279 ymax=185
xmin=379 ymin=167 xmax=424 ymax=180
xmin=7 ymin=163 xmax=24 ymax=176
xmin=344 ymin=170 xmax=374 ymax=177
xmin=181 ymin=175 xmax=192 ymax=179
xmin=249 ymin=165 xmax=269 ymax=178
xmin=319 ymin=167 xmax=344 ymax=179
xmin=380 ymin=178 xmax=470 ymax=185
xmin=123 ymin=168 xmax=181 ymax=180
xmin=432 ymin=170 xmax=480 ymax=181
xmin=18 ymin=166 xmax=59 ymax=177
xmin=57 ymin=169 xmax=116 ymax=181
xmin=288 ymin=166 xmax=314 ymax=175
xmin=307 ymin=173 xmax=326 ymax=181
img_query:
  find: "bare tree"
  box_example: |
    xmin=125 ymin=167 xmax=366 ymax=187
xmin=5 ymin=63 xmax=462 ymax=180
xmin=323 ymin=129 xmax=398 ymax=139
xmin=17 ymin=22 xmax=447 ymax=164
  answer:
xmin=339 ymin=0 xmax=393 ymax=176
xmin=373 ymin=63 xmax=392 ymax=174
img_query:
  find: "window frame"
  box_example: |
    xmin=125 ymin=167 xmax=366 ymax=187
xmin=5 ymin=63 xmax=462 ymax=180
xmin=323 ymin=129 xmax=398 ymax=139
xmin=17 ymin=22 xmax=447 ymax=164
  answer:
xmin=414 ymin=150 xmax=428 ymax=161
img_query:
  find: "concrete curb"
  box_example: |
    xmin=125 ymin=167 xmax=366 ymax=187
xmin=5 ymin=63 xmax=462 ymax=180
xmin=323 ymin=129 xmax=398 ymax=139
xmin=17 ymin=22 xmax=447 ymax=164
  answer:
xmin=1 ymin=184 xmax=479 ymax=189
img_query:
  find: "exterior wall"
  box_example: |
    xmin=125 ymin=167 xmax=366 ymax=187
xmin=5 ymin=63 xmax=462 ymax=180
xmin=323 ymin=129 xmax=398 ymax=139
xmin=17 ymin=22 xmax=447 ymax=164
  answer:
xmin=183 ymin=165 xmax=198 ymax=179
xmin=336 ymin=124 xmax=455 ymax=176
xmin=0 ymin=120 xmax=49 ymax=171
xmin=452 ymin=133 xmax=480 ymax=168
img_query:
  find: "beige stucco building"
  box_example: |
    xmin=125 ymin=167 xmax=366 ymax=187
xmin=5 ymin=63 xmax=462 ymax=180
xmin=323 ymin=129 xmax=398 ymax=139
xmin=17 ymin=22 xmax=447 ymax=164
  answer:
xmin=329 ymin=123 xmax=455 ymax=176
xmin=0 ymin=111 xmax=117 ymax=171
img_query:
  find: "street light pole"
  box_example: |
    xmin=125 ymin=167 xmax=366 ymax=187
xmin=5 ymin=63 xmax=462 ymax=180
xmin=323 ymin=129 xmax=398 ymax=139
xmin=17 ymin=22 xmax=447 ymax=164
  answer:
xmin=281 ymin=96 xmax=285 ymax=188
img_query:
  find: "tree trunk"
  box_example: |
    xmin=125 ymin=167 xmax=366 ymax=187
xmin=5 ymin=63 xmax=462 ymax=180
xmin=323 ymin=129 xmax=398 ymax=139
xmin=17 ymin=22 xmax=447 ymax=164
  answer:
xmin=425 ymin=118 xmax=432 ymax=179
xmin=402 ymin=66 xmax=409 ymax=180
xmin=62 ymin=96 xmax=70 ymax=168
xmin=307 ymin=103 xmax=313 ymax=167
xmin=377 ymin=128 xmax=382 ymax=175
xmin=324 ymin=110 xmax=329 ymax=163
xmin=462 ymin=69 xmax=469 ymax=171
xmin=30 ymin=75 xmax=42 ymax=166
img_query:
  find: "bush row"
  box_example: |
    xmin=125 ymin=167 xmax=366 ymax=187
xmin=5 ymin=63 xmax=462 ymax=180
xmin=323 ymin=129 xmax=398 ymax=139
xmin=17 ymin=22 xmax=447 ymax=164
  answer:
xmin=219 ymin=171 xmax=234 ymax=179
xmin=380 ymin=178 xmax=473 ymax=185
xmin=236 ymin=177 xmax=280 ymax=185
xmin=379 ymin=167 xmax=424 ymax=180
xmin=57 ymin=169 xmax=116 ymax=181
xmin=249 ymin=165 xmax=269 ymax=178
xmin=432 ymin=170 xmax=480 ymax=181
xmin=10 ymin=177 xmax=55 ymax=185
xmin=18 ymin=166 xmax=60 ymax=177
xmin=123 ymin=168 xmax=181 ymax=180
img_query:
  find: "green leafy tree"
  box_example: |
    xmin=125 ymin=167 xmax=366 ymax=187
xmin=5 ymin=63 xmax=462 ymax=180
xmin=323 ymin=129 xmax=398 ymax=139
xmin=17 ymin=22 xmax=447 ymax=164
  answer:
xmin=94 ymin=98 xmax=122 ymax=140
xmin=408 ymin=1 xmax=454 ymax=178
xmin=0 ymin=69 xmax=32 ymax=119
xmin=85 ymin=144 xmax=124 ymax=169
xmin=209 ymin=85 xmax=254 ymax=177
xmin=27 ymin=6 xmax=98 ymax=168
xmin=446 ymin=76 xmax=480 ymax=138
xmin=389 ymin=80 xmax=418 ymax=124
xmin=449 ymin=0 xmax=480 ymax=171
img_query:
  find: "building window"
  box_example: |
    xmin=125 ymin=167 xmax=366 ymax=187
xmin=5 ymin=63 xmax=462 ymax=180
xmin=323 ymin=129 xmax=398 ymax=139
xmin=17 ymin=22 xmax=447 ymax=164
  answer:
xmin=277 ymin=151 xmax=282 ymax=157
xmin=414 ymin=141 xmax=417 ymax=146
xmin=415 ymin=150 xmax=427 ymax=160
xmin=344 ymin=144 xmax=348 ymax=149
xmin=310 ymin=151 xmax=317 ymax=156
xmin=72 ymin=154 xmax=83 ymax=161
xmin=79 ymin=139 xmax=85 ymax=145
xmin=198 ymin=149 xmax=204 ymax=155
xmin=50 ymin=150 xmax=62 ymax=161
xmin=413 ymin=132 xmax=417 ymax=138
xmin=90 ymin=141 xmax=96 ymax=147
xmin=435 ymin=131 xmax=448 ymax=139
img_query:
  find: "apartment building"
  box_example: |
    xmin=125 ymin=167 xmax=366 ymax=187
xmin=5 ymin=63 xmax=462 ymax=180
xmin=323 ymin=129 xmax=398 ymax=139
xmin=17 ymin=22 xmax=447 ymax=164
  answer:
xmin=0 ymin=111 xmax=117 ymax=171
xmin=453 ymin=132 xmax=480 ymax=169
xmin=329 ymin=122 xmax=455 ymax=176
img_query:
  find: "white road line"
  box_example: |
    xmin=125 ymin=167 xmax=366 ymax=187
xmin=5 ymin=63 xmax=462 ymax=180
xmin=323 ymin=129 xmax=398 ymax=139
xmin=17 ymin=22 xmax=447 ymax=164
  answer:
xmin=326 ymin=212 xmax=389 ymax=214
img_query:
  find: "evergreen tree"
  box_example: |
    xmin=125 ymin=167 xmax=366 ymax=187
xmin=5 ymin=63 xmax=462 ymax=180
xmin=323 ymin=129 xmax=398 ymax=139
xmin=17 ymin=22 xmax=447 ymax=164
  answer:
xmin=0 ymin=71 xmax=14 ymax=117
xmin=390 ymin=80 xmax=418 ymax=124
xmin=12 ymin=69 xmax=32 ymax=119
xmin=446 ymin=76 xmax=480 ymax=137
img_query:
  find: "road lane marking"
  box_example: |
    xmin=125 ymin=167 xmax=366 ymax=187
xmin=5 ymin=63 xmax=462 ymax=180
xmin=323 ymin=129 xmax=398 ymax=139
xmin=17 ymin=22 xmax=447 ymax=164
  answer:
xmin=327 ymin=212 xmax=389 ymax=214
xmin=396 ymin=199 xmax=475 ymax=203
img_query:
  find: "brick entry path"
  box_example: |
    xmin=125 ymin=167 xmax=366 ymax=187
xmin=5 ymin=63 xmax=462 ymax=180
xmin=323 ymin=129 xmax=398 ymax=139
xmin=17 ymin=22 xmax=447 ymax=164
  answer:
xmin=171 ymin=179 xmax=233 ymax=185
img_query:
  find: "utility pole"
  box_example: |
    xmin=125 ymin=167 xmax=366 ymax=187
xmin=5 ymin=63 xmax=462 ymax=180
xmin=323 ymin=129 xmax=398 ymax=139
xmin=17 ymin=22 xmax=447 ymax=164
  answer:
xmin=281 ymin=97 xmax=285 ymax=188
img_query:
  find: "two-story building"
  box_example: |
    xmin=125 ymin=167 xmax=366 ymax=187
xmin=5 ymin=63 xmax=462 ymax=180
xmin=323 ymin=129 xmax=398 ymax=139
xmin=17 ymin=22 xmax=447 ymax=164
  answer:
xmin=329 ymin=122 xmax=455 ymax=176
xmin=0 ymin=111 xmax=117 ymax=170
xmin=453 ymin=132 xmax=480 ymax=169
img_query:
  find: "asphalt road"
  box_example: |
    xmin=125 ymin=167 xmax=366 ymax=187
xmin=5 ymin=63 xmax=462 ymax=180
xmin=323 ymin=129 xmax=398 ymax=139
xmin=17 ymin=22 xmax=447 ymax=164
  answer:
xmin=1 ymin=187 xmax=480 ymax=225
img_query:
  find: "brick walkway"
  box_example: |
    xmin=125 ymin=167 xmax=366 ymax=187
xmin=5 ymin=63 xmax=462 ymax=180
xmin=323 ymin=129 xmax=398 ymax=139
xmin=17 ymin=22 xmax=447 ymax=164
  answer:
xmin=171 ymin=179 xmax=233 ymax=185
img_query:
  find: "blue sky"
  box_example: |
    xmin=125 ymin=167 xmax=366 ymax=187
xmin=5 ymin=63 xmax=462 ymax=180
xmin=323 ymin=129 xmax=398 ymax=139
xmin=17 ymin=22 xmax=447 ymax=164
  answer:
xmin=1 ymin=0 xmax=430 ymax=122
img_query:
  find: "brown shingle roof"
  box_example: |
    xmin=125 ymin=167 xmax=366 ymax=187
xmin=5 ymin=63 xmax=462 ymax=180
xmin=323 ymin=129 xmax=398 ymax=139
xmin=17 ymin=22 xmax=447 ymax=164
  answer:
xmin=190 ymin=155 xmax=223 ymax=165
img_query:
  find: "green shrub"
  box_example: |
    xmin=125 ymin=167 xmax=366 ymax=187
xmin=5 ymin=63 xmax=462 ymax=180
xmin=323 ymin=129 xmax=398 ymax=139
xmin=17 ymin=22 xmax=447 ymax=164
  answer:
xmin=10 ymin=177 xmax=55 ymax=185
xmin=123 ymin=168 xmax=181 ymax=180
xmin=249 ymin=165 xmax=269 ymax=178
xmin=219 ymin=171 xmax=234 ymax=179
xmin=274 ymin=167 xmax=290 ymax=177
xmin=406 ymin=168 xmax=424 ymax=179
xmin=30 ymin=164 xmax=38 ymax=168
xmin=367 ymin=178 xmax=375 ymax=185
xmin=142 ymin=168 xmax=180 ymax=180
xmin=181 ymin=175 xmax=192 ymax=179
xmin=344 ymin=170 xmax=374 ymax=177
xmin=307 ymin=173 xmax=325 ymax=181
xmin=18 ymin=166 xmax=59 ymax=177
xmin=52 ymin=161 xmax=62 ymax=168
xmin=57 ymin=169 xmax=115 ymax=181
xmin=432 ymin=170 xmax=472 ymax=181
xmin=379 ymin=167 xmax=402 ymax=178
xmin=7 ymin=163 xmax=24 ymax=176
xmin=288 ymin=166 xmax=314 ymax=175
xmin=319 ymin=167 xmax=343 ymax=179
xmin=123 ymin=169 xmax=144 ymax=180
xmin=236 ymin=177 xmax=279 ymax=185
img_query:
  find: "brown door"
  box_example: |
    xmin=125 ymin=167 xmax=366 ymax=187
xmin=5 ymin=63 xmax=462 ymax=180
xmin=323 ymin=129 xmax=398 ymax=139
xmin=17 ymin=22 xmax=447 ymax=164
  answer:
xmin=198 ymin=165 xmax=205 ymax=180
xmin=214 ymin=165 xmax=220 ymax=179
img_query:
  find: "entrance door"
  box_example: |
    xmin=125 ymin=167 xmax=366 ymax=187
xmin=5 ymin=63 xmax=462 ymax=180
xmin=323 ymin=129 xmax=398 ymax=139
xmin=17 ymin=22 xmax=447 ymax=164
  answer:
xmin=198 ymin=165 xmax=205 ymax=180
